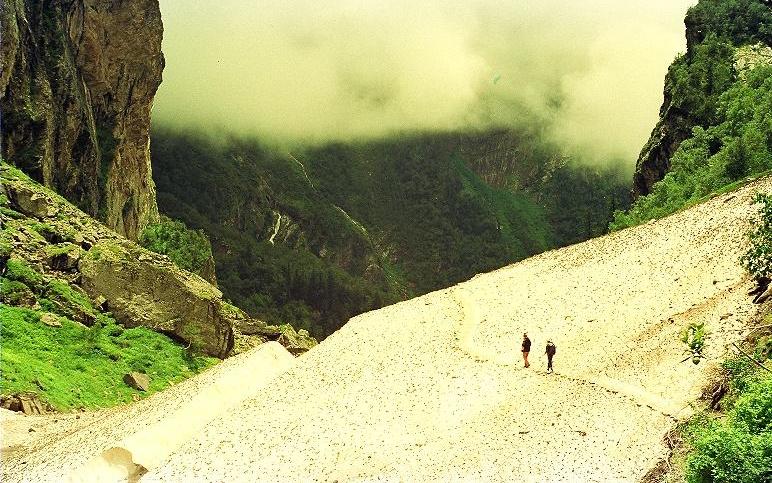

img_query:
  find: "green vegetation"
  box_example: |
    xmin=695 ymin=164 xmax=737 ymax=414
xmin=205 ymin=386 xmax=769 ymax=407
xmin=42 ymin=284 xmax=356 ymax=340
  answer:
xmin=139 ymin=216 xmax=214 ymax=274
xmin=683 ymin=353 xmax=772 ymax=483
xmin=613 ymin=64 xmax=772 ymax=229
xmin=742 ymin=194 xmax=772 ymax=280
xmin=0 ymin=304 xmax=217 ymax=411
xmin=682 ymin=322 xmax=709 ymax=365
xmin=0 ymin=279 xmax=35 ymax=305
xmin=612 ymin=0 xmax=772 ymax=230
xmin=152 ymin=128 xmax=593 ymax=337
xmin=679 ymin=174 xmax=772 ymax=482
xmin=684 ymin=0 xmax=772 ymax=49
xmin=151 ymin=128 xmax=401 ymax=337
xmin=5 ymin=258 xmax=43 ymax=289
xmin=303 ymin=135 xmax=554 ymax=292
xmin=535 ymin=163 xmax=630 ymax=247
xmin=152 ymin=124 xmax=630 ymax=338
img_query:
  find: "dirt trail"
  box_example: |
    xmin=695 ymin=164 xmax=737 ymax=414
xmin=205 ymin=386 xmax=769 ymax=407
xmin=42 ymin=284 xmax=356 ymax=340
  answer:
xmin=3 ymin=178 xmax=770 ymax=482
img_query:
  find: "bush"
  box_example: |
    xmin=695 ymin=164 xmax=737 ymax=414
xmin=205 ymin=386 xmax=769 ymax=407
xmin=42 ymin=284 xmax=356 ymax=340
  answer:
xmin=685 ymin=357 xmax=772 ymax=483
xmin=139 ymin=216 xmax=214 ymax=275
xmin=741 ymin=194 xmax=772 ymax=280
xmin=686 ymin=425 xmax=772 ymax=483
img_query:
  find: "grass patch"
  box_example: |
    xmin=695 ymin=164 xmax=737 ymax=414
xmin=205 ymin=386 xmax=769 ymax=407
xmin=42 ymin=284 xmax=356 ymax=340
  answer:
xmin=0 ymin=305 xmax=218 ymax=411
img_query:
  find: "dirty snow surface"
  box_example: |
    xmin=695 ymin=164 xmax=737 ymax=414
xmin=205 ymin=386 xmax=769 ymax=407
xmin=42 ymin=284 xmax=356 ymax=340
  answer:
xmin=4 ymin=177 xmax=771 ymax=482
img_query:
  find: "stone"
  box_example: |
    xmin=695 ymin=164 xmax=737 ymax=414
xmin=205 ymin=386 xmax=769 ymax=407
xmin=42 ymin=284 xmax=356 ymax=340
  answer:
xmin=40 ymin=313 xmax=62 ymax=328
xmin=6 ymin=186 xmax=58 ymax=219
xmin=275 ymin=325 xmax=318 ymax=356
xmin=43 ymin=282 xmax=97 ymax=326
xmin=123 ymin=372 xmax=151 ymax=392
xmin=79 ymin=240 xmax=234 ymax=358
xmin=0 ymin=393 xmax=51 ymax=415
xmin=46 ymin=243 xmax=82 ymax=271
xmin=0 ymin=279 xmax=36 ymax=307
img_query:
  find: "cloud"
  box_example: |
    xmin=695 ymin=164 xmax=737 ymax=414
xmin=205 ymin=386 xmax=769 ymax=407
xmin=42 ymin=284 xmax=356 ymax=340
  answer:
xmin=154 ymin=0 xmax=695 ymax=163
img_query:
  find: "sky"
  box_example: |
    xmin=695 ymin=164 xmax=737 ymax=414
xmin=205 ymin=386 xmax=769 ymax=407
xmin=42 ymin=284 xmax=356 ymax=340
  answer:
xmin=154 ymin=0 xmax=696 ymax=165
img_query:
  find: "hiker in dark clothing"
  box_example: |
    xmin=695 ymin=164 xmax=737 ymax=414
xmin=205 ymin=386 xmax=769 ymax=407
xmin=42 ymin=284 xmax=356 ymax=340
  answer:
xmin=521 ymin=333 xmax=531 ymax=368
xmin=545 ymin=340 xmax=556 ymax=373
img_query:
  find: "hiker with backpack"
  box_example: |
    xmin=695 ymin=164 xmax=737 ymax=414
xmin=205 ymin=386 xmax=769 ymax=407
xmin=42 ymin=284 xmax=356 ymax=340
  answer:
xmin=545 ymin=340 xmax=556 ymax=373
xmin=521 ymin=333 xmax=531 ymax=368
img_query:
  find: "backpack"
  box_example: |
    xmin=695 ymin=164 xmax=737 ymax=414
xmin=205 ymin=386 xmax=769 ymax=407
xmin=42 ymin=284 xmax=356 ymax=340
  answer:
xmin=546 ymin=342 xmax=556 ymax=355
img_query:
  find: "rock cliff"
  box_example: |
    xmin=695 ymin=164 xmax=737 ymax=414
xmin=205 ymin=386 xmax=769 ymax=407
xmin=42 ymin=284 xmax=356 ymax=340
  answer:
xmin=0 ymin=0 xmax=163 ymax=240
xmin=632 ymin=0 xmax=772 ymax=198
xmin=0 ymin=162 xmax=317 ymax=358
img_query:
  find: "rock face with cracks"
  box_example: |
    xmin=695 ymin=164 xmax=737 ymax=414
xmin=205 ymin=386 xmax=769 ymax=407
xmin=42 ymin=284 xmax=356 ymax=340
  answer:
xmin=0 ymin=0 xmax=163 ymax=240
xmin=79 ymin=239 xmax=234 ymax=358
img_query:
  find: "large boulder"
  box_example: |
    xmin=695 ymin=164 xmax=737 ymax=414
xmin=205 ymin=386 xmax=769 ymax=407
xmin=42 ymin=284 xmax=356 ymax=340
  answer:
xmin=79 ymin=240 xmax=234 ymax=358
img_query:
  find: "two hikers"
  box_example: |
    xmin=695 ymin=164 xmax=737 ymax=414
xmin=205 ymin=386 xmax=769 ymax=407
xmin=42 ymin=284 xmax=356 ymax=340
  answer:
xmin=521 ymin=333 xmax=557 ymax=373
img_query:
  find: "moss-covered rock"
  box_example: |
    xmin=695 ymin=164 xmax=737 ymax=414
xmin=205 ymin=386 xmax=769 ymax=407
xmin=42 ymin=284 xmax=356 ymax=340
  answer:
xmin=0 ymin=278 xmax=36 ymax=306
xmin=44 ymin=243 xmax=82 ymax=271
xmin=4 ymin=258 xmax=42 ymax=290
xmin=42 ymin=279 xmax=96 ymax=326
xmin=79 ymin=240 xmax=234 ymax=358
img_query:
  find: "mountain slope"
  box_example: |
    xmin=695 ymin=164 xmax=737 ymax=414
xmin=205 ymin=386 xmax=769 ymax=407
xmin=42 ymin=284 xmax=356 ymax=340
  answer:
xmin=8 ymin=175 xmax=769 ymax=482
xmin=632 ymin=0 xmax=772 ymax=198
xmin=151 ymin=128 xmax=629 ymax=338
xmin=150 ymin=129 xmax=561 ymax=337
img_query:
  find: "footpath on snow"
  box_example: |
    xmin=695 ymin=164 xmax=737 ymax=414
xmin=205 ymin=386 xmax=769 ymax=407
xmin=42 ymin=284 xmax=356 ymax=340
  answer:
xmin=3 ymin=177 xmax=771 ymax=482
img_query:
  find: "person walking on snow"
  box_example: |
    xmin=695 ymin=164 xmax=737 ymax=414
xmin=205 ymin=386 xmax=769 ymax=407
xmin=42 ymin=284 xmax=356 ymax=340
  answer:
xmin=521 ymin=333 xmax=531 ymax=368
xmin=545 ymin=340 xmax=556 ymax=373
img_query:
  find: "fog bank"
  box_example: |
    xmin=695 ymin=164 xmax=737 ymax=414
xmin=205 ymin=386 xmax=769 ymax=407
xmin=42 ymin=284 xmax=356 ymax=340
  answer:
xmin=155 ymin=0 xmax=695 ymax=163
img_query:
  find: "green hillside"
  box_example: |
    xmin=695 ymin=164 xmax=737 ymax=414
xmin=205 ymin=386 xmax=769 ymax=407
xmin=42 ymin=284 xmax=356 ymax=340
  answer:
xmin=151 ymin=129 xmax=560 ymax=338
xmin=614 ymin=0 xmax=772 ymax=229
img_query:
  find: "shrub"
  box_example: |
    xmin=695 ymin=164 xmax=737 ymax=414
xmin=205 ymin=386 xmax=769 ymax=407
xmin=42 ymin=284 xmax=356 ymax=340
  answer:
xmin=685 ymin=359 xmax=772 ymax=483
xmin=139 ymin=217 xmax=213 ymax=275
xmin=741 ymin=194 xmax=772 ymax=280
xmin=686 ymin=425 xmax=772 ymax=483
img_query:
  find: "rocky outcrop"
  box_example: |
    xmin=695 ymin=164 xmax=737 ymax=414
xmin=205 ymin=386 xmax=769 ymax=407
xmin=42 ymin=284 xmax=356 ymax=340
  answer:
xmin=79 ymin=239 xmax=235 ymax=358
xmin=632 ymin=1 xmax=772 ymax=198
xmin=0 ymin=393 xmax=52 ymax=415
xmin=223 ymin=302 xmax=318 ymax=356
xmin=0 ymin=0 xmax=163 ymax=240
xmin=1 ymin=162 xmax=317 ymax=358
xmin=631 ymin=93 xmax=694 ymax=198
